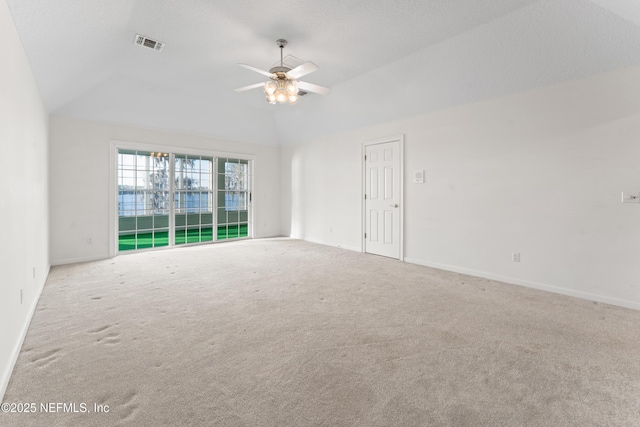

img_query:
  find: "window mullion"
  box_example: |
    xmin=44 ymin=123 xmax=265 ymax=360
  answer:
xmin=169 ymin=153 xmax=175 ymax=247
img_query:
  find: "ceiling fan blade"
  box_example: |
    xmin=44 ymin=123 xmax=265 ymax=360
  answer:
xmin=297 ymin=81 xmax=331 ymax=95
xmin=286 ymin=61 xmax=319 ymax=79
xmin=234 ymin=82 xmax=265 ymax=92
xmin=238 ymin=63 xmax=274 ymax=78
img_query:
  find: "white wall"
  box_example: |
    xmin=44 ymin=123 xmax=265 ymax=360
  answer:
xmin=50 ymin=116 xmax=282 ymax=265
xmin=0 ymin=0 xmax=49 ymax=399
xmin=282 ymin=65 xmax=640 ymax=310
xmin=273 ymin=0 xmax=640 ymax=146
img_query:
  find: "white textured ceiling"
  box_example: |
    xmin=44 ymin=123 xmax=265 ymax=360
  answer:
xmin=6 ymin=0 xmax=640 ymax=145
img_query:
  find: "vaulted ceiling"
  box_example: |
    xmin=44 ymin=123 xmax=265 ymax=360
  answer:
xmin=6 ymin=0 xmax=640 ymax=145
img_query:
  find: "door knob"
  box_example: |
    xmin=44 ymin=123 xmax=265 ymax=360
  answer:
xmin=390 ymin=204 xmax=399 ymax=208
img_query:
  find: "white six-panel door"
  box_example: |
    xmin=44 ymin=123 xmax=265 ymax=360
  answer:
xmin=364 ymin=139 xmax=402 ymax=259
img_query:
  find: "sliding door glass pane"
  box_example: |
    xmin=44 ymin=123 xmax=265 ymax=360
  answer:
xmin=217 ymin=158 xmax=250 ymax=240
xmin=118 ymin=150 xmax=170 ymax=251
xmin=174 ymin=155 xmax=213 ymax=245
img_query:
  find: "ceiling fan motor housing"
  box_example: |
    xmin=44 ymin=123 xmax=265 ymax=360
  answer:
xmin=269 ymin=67 xmax=292 ymax=76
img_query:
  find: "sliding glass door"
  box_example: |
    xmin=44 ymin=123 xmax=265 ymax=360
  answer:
xmin=217 ymin=158 xmax=250 ymax=240
xmin=117 ymin=150 xmax=171 ymax=251
xmin=117 ymin=149 xmax=251 ymax=252
xmin=174 ymin=154 xmax=214 ymax=245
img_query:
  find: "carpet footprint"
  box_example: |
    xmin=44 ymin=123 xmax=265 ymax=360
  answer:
xmin=91 ymin=325 xmax=110 ymax=334
xmin=90 ymin=324 xmax=121 ymax=346
xmin=119 ymin=390 xmax=140 ymax=423
xmin=100 ymin=333 xmax=121 ymax=346
xmin=31 ymin=348 xmax=62 ymax=368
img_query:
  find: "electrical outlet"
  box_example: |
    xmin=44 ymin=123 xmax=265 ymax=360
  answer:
xmin=512 ymin=252 xmax=521 ymax=262
xmin=621 ymin=192 xmax=640 ymax=203
xmin=87 ymin=237 xmax=92 ymax=244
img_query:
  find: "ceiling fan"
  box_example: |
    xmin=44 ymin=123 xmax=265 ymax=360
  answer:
xmin=234 ymin=39 xmax=331 ymax=104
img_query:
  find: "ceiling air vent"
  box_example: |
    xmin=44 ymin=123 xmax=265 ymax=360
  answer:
xmin=271 ymin=54 xmax=305 ymax=71
xmin=134 ymin=34 xmax=165 ymax=52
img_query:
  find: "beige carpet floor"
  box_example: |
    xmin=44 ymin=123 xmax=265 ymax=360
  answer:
xmin=2 ymin=238 xmax=640 ymax=426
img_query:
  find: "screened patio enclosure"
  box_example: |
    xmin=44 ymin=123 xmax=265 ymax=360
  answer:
xmin=117 ymin=149 xmax=251 ymax=252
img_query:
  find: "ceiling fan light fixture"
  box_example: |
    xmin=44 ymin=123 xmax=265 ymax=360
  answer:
xmin=275 ymin=91 xmax=288 ymax=104
xmin=264 ymin=79 xmax=298 ymax=104
xmin=272 ymin=80 xmax=293 ymax=103
xmin=264 ymin=81 xmax=277 ymax=96
xmin=286 ymin=81 xmax=298 ymax=95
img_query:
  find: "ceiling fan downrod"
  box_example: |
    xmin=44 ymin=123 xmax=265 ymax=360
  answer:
xmin=276 ymin=39 xmax=287 ymax=68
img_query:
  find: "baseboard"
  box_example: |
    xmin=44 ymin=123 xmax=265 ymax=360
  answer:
xmin=404 ymin=257 xmax=640 ymax=311
xmin=302 ymin=237 xmax=361 ymax=253
xmin=51 ymin=254 xmax=109 ymax=266
xmin=0 ymin=265 xmax=49 ymax=402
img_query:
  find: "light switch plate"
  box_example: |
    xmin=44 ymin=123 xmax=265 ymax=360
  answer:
xmin=414 ymin=170 xmax=425 ymax=184
xmin=621 ymin=192 xmax=640 ymax=203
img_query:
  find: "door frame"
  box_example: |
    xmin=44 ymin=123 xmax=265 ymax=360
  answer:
xmin=361 ymin=134 xmax=404 ymax=261
xmin=108 ymin=140 xmax=256 ymax=257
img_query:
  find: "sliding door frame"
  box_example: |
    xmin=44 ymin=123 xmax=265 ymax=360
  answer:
xmin=108 ymin=140 xmax=255 ymax=257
